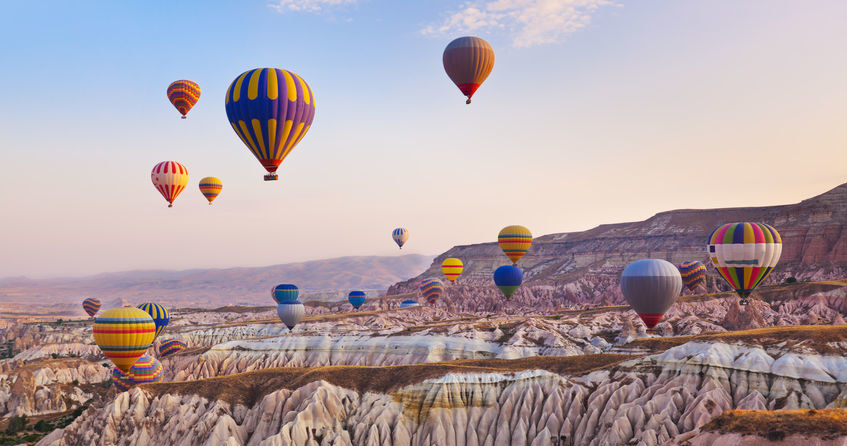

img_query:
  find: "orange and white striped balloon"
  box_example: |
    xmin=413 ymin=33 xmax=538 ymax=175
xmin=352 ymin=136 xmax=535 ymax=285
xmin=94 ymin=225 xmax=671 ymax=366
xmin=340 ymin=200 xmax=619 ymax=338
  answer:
xmin=151 ymin=161 xmax=189 ymax=208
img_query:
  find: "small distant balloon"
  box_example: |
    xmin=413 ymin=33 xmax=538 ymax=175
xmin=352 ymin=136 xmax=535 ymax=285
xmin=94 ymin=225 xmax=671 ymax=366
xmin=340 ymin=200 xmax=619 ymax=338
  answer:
xmin=272 ymin=284 xmax=299 ymax=304
xmin=151 ymin=161 xmax=189 ymax=208
xmin=493 ymin=265 xmax=523 ymax=299
xmin=400 ymin=299 xmax=419 ymax=308
xmin=498 ymin=225 xmax=532 ymax=265
xmin=620 ymin=259 xmax=683 ymax=330
xmin=94 ymin=307 xmax=156 ymax=373
xmin=167 ymin=80 xmax=200 ymax=119
xmin=443 ymin=36 xmax=495 ymax=104
xmin=137 ymin=303 xmax=170 ymax=340
xmin=441 ymin=258 xmax=463 ymax=283
xmin=277 ymin=301 xmax=305 ymax=330
xmin=348 ymin=291 xmax=366 ymax=309
xmin=420 ymin=279 xmax=444 ymax=305
xmin=679 ymin=261 xmax=707 ymax=292
xmin=392 ymin=228 xmax=409 ymax=249
xmin=82 ymin=298 xmax=101 ymax=317
xmin=199 ymin=177 xmax=223 ymax=205
xmin=708 ymin=222 xmax=782 ymax=305
xmin=158 ymin=339 xmax=187 ymax=358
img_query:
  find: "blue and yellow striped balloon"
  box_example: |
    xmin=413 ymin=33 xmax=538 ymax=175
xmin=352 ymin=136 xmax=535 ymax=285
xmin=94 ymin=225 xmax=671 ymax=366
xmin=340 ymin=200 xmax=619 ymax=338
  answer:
xmin=137 ymin=303 xmax=170 ymax=340
xmin=158 ymin=339 xmax=187 ymax=358
xmin=82 ymin=297 xmax=101 ymax=317
xmin=93 ymin=307 xmax=156 ymax=373
xmin=225 ymin=68 xmax=316 ymax=181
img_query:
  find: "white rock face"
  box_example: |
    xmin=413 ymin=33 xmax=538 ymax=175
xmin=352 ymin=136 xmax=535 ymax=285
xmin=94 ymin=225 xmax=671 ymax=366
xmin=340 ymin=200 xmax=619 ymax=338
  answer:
xmin=39 ymin=341 xmax=847 ymax=446
xmin=0 ymin=359 xmax=109 ymax=418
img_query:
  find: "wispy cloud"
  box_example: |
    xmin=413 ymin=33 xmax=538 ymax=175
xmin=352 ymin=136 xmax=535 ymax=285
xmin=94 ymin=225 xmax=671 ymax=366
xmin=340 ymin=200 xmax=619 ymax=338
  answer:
xmin=268 ymin=0 xmax=359 ymax=14
xmin=421 ymin=0 xmax=615 ymax=47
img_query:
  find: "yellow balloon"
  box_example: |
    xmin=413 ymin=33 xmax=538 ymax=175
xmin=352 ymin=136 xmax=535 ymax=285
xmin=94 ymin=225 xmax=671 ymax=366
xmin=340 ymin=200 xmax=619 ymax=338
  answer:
xmin=93 ymin=307 xmax=156 ymax=373
xmin=498 ymin=225 xmax=532 ymax=265
xmin=441 ymin=258 xmax=463 ymax=283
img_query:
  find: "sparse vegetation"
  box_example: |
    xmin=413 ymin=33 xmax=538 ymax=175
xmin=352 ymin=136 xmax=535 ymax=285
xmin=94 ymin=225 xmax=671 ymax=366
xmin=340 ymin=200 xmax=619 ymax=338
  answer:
xmin=785 ymin=276 xmax=798 ymax=284
xmin=703 ymin=408 xmax=847 ymax=439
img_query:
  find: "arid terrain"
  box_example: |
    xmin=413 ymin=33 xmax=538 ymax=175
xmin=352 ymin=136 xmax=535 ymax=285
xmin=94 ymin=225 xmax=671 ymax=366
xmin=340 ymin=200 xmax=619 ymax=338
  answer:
xmin=1 ymin=185 xmax=847 ymax=445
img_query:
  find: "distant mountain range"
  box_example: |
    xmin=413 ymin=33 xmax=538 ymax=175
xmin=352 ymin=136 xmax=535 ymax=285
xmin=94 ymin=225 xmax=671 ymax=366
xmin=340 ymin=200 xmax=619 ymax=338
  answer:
xmin=389 ymin=182 xmax=847 ymax=312
xmin=0 ymin=254 xmax=433 ymax=309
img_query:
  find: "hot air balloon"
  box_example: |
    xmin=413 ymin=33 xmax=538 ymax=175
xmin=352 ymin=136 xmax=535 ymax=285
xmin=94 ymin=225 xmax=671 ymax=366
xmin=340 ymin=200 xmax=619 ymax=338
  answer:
xmin=400 ymin=299 xmax=419 ymax=308
xmin=420 ymin=279 xmax=444 ymax=305
xmin=620 ymin=259 xmax=683 ymax=330
xmin=277 ymin=301 xmax=305 ymax=330
xmin=441 ymin=258 xmax=463 ymax=283
xmin=137 ymin=303 xmax=170 ymax=340
xmin=151 ymin=161 xmax=189 ymax=208
xmin=158 ymin=339 xmax=187 ymax=358
xmin=443 ymin=36 xmax=495 ymax=104
xmin=225 ymin=68 xmax=316 ymax=181
xmin=111 ymin=367 xmax=133 ymax=392
xmin=498 ymin=225 xmax=532 ymax=265
xmin=493 ymin=265 xmax=523 ymax=299
xmin=348 ymin=291 xmax=366 ymax=310
xmin=679 ymin=261 xmax=707 ymax=293
xmin=272 ymin=284 xmax=299 ymax=304
xmin=94 ymin=307 xmax=156 ymax=373
xmin=708 ymin=222 xmax=782 ymax=305
xmin=167 ymin=80 xmax=201 ymax=119
xmin=392 ymin=228 xmax=409 ymax=249
xmin=199 ymin=177 xmax=222 ymax=205
xmin=129 ymin=354 xmax=163 ymax=385
xmin=82 ymin=298 xmax=101 ymax=317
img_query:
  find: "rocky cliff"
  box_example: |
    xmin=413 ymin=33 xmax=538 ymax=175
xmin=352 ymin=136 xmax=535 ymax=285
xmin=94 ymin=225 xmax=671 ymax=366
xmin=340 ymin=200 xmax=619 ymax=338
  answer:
xmin=389 ymin=183 xmax=847 ymax=310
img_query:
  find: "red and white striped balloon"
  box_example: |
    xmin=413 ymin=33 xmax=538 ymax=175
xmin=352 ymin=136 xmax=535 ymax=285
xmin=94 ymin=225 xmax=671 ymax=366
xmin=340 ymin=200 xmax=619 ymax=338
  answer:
xmin=151 ymin=161 xmax=189 ymax=208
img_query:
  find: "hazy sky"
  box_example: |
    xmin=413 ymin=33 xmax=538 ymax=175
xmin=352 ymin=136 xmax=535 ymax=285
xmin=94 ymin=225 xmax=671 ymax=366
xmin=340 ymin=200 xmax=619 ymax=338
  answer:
xmin=1 ymin=0 xmax=845 ymax=278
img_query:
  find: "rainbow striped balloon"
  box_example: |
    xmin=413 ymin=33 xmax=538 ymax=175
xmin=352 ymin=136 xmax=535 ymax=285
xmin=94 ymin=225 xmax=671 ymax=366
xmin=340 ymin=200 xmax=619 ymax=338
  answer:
xmin=225 ymin=68 xmax=316 ymax=181
xmin=708 ymin=222 xmax=782 ymax=302
xmin=151 ymin=161 xmax=189 ymax=208
xmin=420 ymin=279 xmax=444 ymax=305
xmin=82 ymin=297 xmax=101 ymax=317
xmin=441 ymin=258 xmax=463 ymax=283
xmin=498 ymin=225 xmax=532 ymax=265
xmin=93 ymin=307 xmax=156 ymax=373
xmin=167 ymin=80 xmax=200 ymax=119
xmin=111 ymin=367 xmax=133 ymax=392
xmin=679 ymin=261 xmax=707 ymax=292
xmin=199 ymin=177 xmax=222 ymax=205
xmin=137 ymin=303 xmax=169 ymax=340
xmin=129 ymin=354 xmax=163 ymax=385
xmin=158 ymin=339 xmax=187 ymax=358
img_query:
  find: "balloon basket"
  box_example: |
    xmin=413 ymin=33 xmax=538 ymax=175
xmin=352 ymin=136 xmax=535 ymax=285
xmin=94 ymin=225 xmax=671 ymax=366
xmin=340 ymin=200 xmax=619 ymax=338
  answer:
xmin=181 ymin=116 xmax=186 ymax=119
xmin=740 ymin=299 xmax=749 ymax=306
xmin=466 ymin=98 xmax=472 ymax=104
xmin=264 ymin=174 xmax=278 ymax=181
xmin=168 ymin=203 xmax=173 ymax=208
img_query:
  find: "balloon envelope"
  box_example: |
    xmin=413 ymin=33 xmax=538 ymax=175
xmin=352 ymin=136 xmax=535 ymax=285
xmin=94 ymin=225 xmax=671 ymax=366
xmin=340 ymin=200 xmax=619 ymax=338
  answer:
xmin=137 ymin=303 xmax=170 ymax=340
xmin=679 ymin=261 xmax=707 ymax=292
xmin=392 ymin=228 xmax=409 ymax=249
xmin=420 ymin=279 xmax=444 ymax=305
xmin=111 ymin=367 xmax=133 ymax=392
xmin=82 ymin=298 xmax=101 ymax=317
xmin=129 ymin=354 xmax=163 ymax=385
xmin=348 ymin=291 xmax=366 ymax=309
xmin=151 ymin=161 xmax=189 ymax=207
xmin=167 ymin=80 xmax=200 ymax=118
xmin=400 ymin=299 xmax=419 ymax=308
xmin=493 ymin=265 xmax=523 ymax=298
xmin=158 ymin=339 xmax=187 ymax=358
xmin=94 ymin=307 xmax=156 ymax=373
xmin=708 ymin=222 xmax=782 ymax=301
xmin=620 ymin=259 xmax=683 ymax=329
xmin=199 ymin=177 xmax=223 ymax=204
xmin=441 ymin=258 xmax=463 ymax=283
xmin=272 ymin=284 xmax=299 ymax=304
xmin=443 ymin=36 xmax=495 ymax=104
xmin=498 ymin=225 xmax=532 ymax=265
xmin=277 ymin=301 xmax=305 ymax=330
xmin=225 ymin=68 xmax=316 ymax=181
